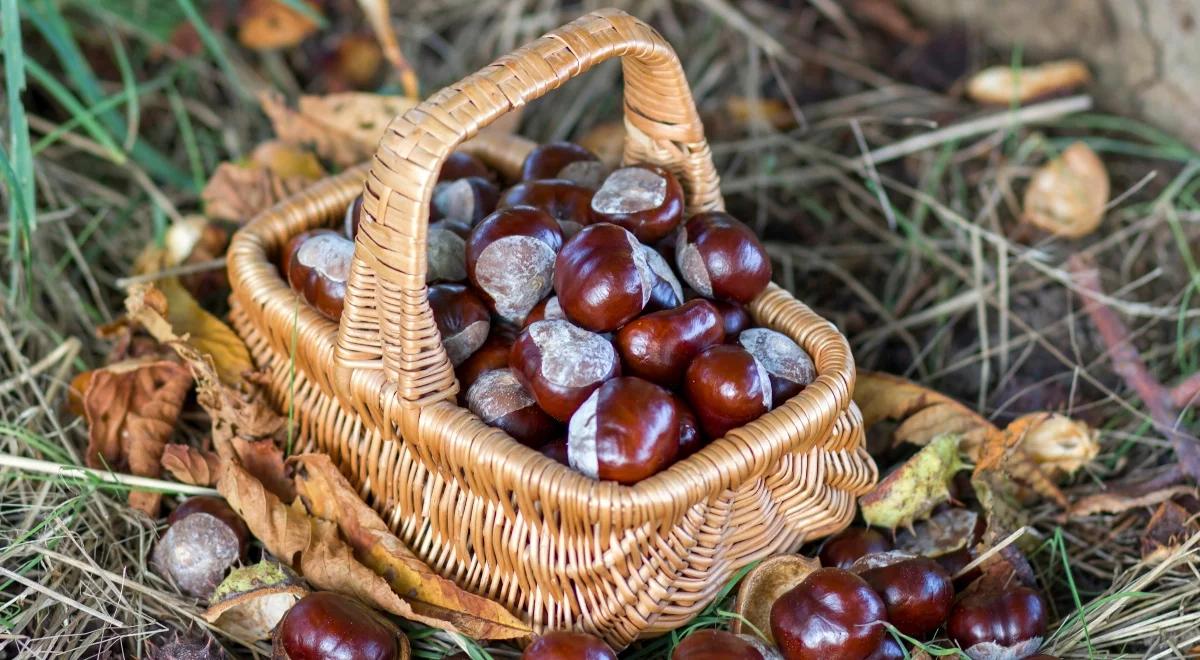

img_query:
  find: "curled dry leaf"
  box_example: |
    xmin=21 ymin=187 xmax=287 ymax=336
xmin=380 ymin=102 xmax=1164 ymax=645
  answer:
xmin=1022 ymin=141 xmax=1109 ymax=239
xmin=290 ymin=454 xmax=530 ymax=640
xmin=966 ymin=59 xmax=1091 ymax=105
xmin=854 ymin=371 xmax=1072 ymax=507
xmin=204 ymin=561 xmax=308 ymax=641
xmin=260 ymin=91 xmax=418 ymax=167
xmin=203 ymin=142 xmax=325 ymax=223
xmin=860 ymin=433 xmax=965 ymax=530
xmin=1140 ymin=500 xmax=1200 ymax=564
xmin=895 ymin=507 xmax=979 ymax=558
xmin=1015 ymin=412 xmax=1099 ymax=477
xmin=731 ymin=554 xmax=819 ymax=643
xmin=161 ymin=444 xmax=223 ymax=487
xmin=1069 ymin=485 xmax=1196 ymax=518
xmin=237 ymin=0 xmax=319 ymax=50
xmin=83 ymin=358 xmax=192 ymax=515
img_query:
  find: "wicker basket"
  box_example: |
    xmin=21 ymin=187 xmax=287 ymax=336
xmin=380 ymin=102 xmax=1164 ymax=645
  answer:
xmin=227 ymin=8 xmax=876 ymax=647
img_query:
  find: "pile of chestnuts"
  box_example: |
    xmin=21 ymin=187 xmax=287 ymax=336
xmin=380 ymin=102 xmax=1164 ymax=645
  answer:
xmin=281 ymin=141 xmax=817 ymax=484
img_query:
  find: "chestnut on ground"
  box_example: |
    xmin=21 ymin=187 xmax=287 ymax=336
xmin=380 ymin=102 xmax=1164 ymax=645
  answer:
xmin=616 ymin=299 xmax=724 ymax=387
xmin=590 ymin=164 xmax=684 ymax=243
xmin=510 ymin=319 xmax=620 ymax=421
xmin=858 ymin=555 xmax=954 ymax=638
xmin=671 ymin=629 xmax=780 ymax=659
xmin=567 ymin=377 xmax=679 ymax=484
xmin=770 ymin=567 xmax=887 ymax=660
xmin=737 ymin=328 xmax=816 ymax=405
xmin=553 ymin=223 xmax=660 ymax=332
xmin=466 ymin=368 xmax=559 ymax=448
xmin=428 ymin=283 xmax=490 ymax=366
xmin=676 ymin=211 xmax=771 ymax=304
xmin=153 ymin=496 xmax=249 ymax=600
xmin=865 ymin=636 xmax=906 ymax=660
xmin=466 ymin=207 xmax=564 ymax=324
xmin=272 ymin=591 xmax=407 ymax=660
xmin=520 ymin=630 xmax=617 ymax=660
xmin=283 ymin=229 xmax=354 ymax=321
xmin=683 ymin=345 xmax=772 ymax=439
xmin=947 ymin=587 xmax=1048 ymax=660
xmin=818 ymin=527 xmax=894 ymax=570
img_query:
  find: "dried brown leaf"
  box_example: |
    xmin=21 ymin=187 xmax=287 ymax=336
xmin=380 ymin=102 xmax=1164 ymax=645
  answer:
xmin=1069 ymin=485 xmax=1196 ymax=518
xmin=291 ymin=454 xmax=530 ymax=639
xmin=1014 ymin=412 xmax=1099 ymax=477
xmin=1141 ymin=500 xmax=1200 ymax=564
xmin=83 ymin=358 xmax=192 ymax=515
xmin=966 ymin=59 xmax=1091 ymax=104
xmin=260 ymin=90 xmax=418 ymax=167
xmin=231 ymin=437 xmax=293 ymax=502
xmin=895 ymin=507 xmax=979 ymax=558
xmin=161 ymin=444 xmax=223 ymax=486
xmin=731 ymin=554 xmax=819 ymax=643
xmin=1022 ymin=141 xmax=1109 ymax=238
xmin=237 ymin=0 xmax=318 ymax=50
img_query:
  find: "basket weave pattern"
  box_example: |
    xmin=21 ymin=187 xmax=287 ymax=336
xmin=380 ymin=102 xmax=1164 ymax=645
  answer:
xmin=228 ymin=9 xmax=876 ymax=646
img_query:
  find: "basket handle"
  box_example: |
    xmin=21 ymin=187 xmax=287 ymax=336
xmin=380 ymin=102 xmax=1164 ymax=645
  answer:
xmin=350 ymin=8 xmax=723 ymax=408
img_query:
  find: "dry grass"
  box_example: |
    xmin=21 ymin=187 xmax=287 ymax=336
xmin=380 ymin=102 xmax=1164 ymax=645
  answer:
xmin=2 ymin=0 xmax=1199 ymax=657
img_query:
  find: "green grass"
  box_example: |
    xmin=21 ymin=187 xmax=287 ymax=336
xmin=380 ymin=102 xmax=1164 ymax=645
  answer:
xmin=3 ymin=0 xmax=35 ymax=292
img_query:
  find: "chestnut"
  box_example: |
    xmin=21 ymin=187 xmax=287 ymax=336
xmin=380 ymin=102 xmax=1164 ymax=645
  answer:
xmin=683 ymin=345 xmax=772 ymax=439
xmin=947 ymin=587 xmax=1048 ymax=659
xmin=553 ymin=223 xmax=658 ymax=332
xmin=671 ymin=629 xmax=778 ymax=660
xmin=676 ymin=212 xmax=771 ymax=304
xmin=427 ymin=220 xmax=470 ymax=283
xmin=541 ymin=438 xmax=569 ymax=465
xmin=713 ymin=299 xmax=753 ymax=338
xmin=428 ymin=283 xmax=491 ymax=366
xmin=865 ymin=636 xmax=906 ymax=660
xmin=466 ymin=368 xmax=559 ymax=447
xmin=456 ymin=328 xmax=516 ymax=395
xmin=343 ymin=194 xmax=363 ymax=239
xmin=466 ymin=207 xmax=564 ymax=324
xmin=167 ymin=496 xmax=250 ymax=559
xmin=431 ymin=176 xmax=499 ymax=226
xmin=859 ymin=556 xmax=953 ymax=638
xmin=440 ymin=151 xmax=492 ymax=182
xmin=935 ymin=546 xmax=982 ymax=592
xmin=520 ymin=630 xmax=617 ymax=660
xmin=500 ymin=179 xmax=595 ymax=228
xmin=523 ymin=296 xmax=566 ymax=327
xmin=521 ymin=142 xmax=601 ymax=182
xmin=590 ymin=164 xmax=685 ymax=243
xmin=737 ymin=328 xmax=816 ymax=405
xmin=284 ymin=229 xmax=354 ymax=321
xmin=510 ymin=319 xmax=620 ymax=421
xmin=640 ymin=244 xmax=684 ymax=312
xmin=615 ymin=300 xmax=724 ymax=387
xmin=272 ymin=591 xmax=406 ymax=660
xmin=819 ymin=527 xmax=894 ymax=570
xmin=674 ymin=397 xmax=705 ymax=458
xmin=567 ymin=377 xmax=679 ymax=485
xmin=152 ymin=495 xmax=249 ymax=599
xmin=770 ymin=567 xmax=887 ymax=660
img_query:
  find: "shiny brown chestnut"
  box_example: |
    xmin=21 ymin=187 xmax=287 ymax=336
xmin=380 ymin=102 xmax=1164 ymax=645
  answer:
xmin=431 ymin=176 xmax=499 ymax=226
xmin=428 ymin=283 xmax=491 ymax=366
xmin=427 ymin=220 xmax=470 ymax=283
xmin=738 ymin=328 xmax=816 ymax=405
xmin=590 ymin=164 xmax=685 ymax=243
xmin=713 ymin=299 xmax=753 ymax=338
xmin=167 ymin=496 xmax=250 ymax=559
xmin=520 ymin=630 xmax=617 ymax=660
xmin=541 ymin=438 xmax=569 ymax=465
xmin=553 ymin=223 xmax=657 ymax=332
xmin=272 ymin=591 xmax=406 ymax=660
xmin=567 ymin=377 xmax=679 ymax=485
xmin=615 ymin=300 xmax=724 ymax=387
xmin=947 ymin=587 xmax=1048 ymax=659
xmin=521 ymin=142 xmax=601 ymax=183
xmin=455 ymin=329 xmax=515 ymax=395
xmin=864 ymin=636 xmax=906 ymax=660
xmin=440 ymin=151 xmax=492 ymax=182
xmin=523 ymin=296 xmax=566 ymax=328
xmin=859 ymin=556 xmax=954 ymax=638
xmin=466 ymin=368 xmax=559 ymax=447
xmin=671 ymin=629 xmax=777 ymax=660
xmin=343 ymin=194 xmax=363 ymax=239
xmin=770 ymin=567 xmax=887 ymax=660
xmin=935 ymin=547 xmax=982 ymax=592
xmin=510 ymin=319 xmax=620 ymax=421
xmin=683 ymin=345 xmax=772 ymax=439
xmin=819 ymin=527 xmax=894 ymax=570
xmin=640 ymin=244 xmax=684 ymax=312
xmin=284 ymin=229 xmax=354 ymax=321
xmin=500 ymin=179 xmax=595 ymax=228
xmin=466 ymin=207 xmax=563 ymax=324
xmin=676 ymin=211 xmax=772 ymax=304
xmin=674 ymin=397 xmax=705 ymax=458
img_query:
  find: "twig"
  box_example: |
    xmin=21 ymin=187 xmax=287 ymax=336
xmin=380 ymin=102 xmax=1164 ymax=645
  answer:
xmin=1069 ymin=255 xmax=1200 ymax=481
xmin=954 ymin=526 xmax=1028 ymax=579
xmin=0 ymin=454 xmax=219 ymax=496
xmin=1170 ymin=372 xmax=1200 ymax=409
xmin=114 ymin=257 xmax=226 ymax=289
xmin=0 ymin=337 xmax=80 ymax=396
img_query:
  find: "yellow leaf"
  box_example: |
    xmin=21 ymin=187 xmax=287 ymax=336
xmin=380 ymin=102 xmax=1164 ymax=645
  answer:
xmin=860 ymin=434 xmax=965 ymax=530
xmin=1022 ymin=141 xmax=1109 ymax=239
xmin=966 ymin=59 xmax=1091 ymax=105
